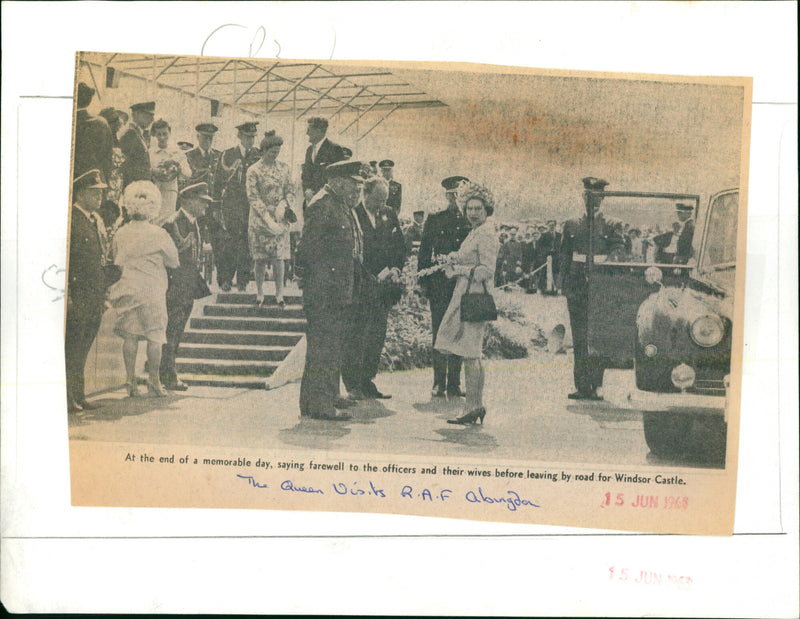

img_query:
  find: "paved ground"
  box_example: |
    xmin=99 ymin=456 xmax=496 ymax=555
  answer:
xmin=68 ymin=348 xmax=722 ymax=468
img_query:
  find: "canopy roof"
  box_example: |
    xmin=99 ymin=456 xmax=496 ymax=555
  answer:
xmin=80 ymin=52 xmax=447 ymax=142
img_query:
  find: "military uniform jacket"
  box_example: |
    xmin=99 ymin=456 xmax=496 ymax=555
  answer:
xmin=296 ymin=188 xmax=358 ymax=309
xmin=558 ymin=213 xmax=614 ymax=296
xmin=119 ymin=123 xmax=151 ymax=188
xmin=387 ymin=180 xmax=402 ymax=213
xmin=74 ymin=110 xmax=113 ymax=184
xmin=218 ymin=146 xmax=261 ymax=235
xmin=185 ymin=147 xmax=221 ymax=193
xmin=68 ymin=206 xmax=106 ymax=309
xmin=417 ymin=207 xmax=470 ymax=299
xmin=301 ymin=138 xmax=346 ymax=196
xmin=163 ymin=210 xmax=212 ymax=304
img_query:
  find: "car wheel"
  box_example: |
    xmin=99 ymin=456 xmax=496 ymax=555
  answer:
xmin=643 ymin=412 xmax=692 ymax=457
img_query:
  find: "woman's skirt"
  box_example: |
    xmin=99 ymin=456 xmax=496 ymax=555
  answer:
xmin=434 ymin=276 xmax=487 ymax=359
xmin=249 ymin=223 xmax=290 ymax=261
xmin=109 ymin=294 xmax=168 ymax=344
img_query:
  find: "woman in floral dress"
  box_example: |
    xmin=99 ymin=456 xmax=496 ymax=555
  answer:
xmin=246 ymin=131 xmax=296 ymax=307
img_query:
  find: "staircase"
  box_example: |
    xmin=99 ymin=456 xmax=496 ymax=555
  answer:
xmin=176 ymin=291 xmax=306 ymax=388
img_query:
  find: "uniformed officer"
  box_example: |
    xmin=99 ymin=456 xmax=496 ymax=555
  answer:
xmin=216 ymin=121 xmax=261 ymax=291
xmin=184 ymin=123 xmax=220 ymax=188
xmin=119 ymin=101 xmax=155 ymax=188
xmin=417 ymin=175 xmax=471 ymax=398
xmin=673 ymin=203 xmax=696 ymax=264
xmin=66 ymin=169 xmax=109 ymax=412
xmin=379 ymin=160 xmax=402 ymax=214
xmin=558 ymin=177 xmax=615 ymax=400
xmin=295 ymin=160 xmax=366 ymax=419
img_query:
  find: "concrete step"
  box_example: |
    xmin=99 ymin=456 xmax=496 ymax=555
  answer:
xmin=181 ymin=329 xmax=303 ymax=347
xmin=190 ymin=315 xmax=307 ymax=333
xmin=178 ymin=343 xmax=293 ymax=362
xmin=204 ymin=303 xmax=305 ymax=319
xmin=182 ymin=374 xmax=267 ymax=389
xmin=175 ymin=358 xmax=280 ymax=377
xmin=216 ymin=292 xmax=303 ymax=305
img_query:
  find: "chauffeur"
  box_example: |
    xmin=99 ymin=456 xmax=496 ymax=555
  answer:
xmin=295 ymin=160 xmax=366 ymax=420
xmin=558 ymin=177 xmax=615 ymax=400
xmin=417 ymin=175 xmax=471 ymax=398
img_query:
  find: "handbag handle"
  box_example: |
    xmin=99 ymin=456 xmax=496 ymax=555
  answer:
xmin=465 ymin=241 xmax=491 ymax=294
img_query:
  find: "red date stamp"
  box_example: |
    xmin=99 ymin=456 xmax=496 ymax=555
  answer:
xmin=609 ymin=566 xmax=693 ymax=588
xmin=601 ymin=492 xmax=689 ymax=509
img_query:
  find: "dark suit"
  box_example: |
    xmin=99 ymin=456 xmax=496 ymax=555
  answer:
xmin=675 ymin=219 xmax=695 ymax=264
xmin=342 ymin=205 xmax=406 ymax=392
xmin=65 ymin=206 xmax=107 ymax=406
xmin=119 ymin=123 xmax=150 ymax=188
xmin=301 ymin=138 xmax=346 ymax=207
xmin=73 ymin=110 xmax=113 ymax=184
xmin=417 ymin=206 xmax=470 ymax=393
xmin=216 ymin=145 xmax=260 ymax=287
xmin=295 ymin=187 xmax=359 ymax=416
xmin=558 ymin=213 xmax=614 ymax=393
xmin=160 ymin=210 xmax=212 ymax=384
xmin=387 ymin=180 xmax=402 ymax=213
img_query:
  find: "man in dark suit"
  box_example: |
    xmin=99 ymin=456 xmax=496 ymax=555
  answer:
xmin=73 ymin=82 xmax=113 ymax=184
xmin=65 ymin=170 xmax=109 ymax=412
xmin=342 ymin=176 xmax=407 ymax=400
xmin=301 ymin=116 xmax=346 ymax=210
xmin=417 ymin=175 xmax=471 ymax=398
xmin=295 ymin=160 xmax=366 ymax=419
xmin=159 ymin=182 xmax=214 ymax=391
xmin=216 ymin=122 xmax=261 ymax=291
xmin=379 ymin=160 xmax=402 ymax=214
xmin=119 ymin=101 xmax=154 ymax=188
xmin=674 ymin=203 xmax=696 ymax=264
xmin=559 ymin=177 xmax=615 ymax=400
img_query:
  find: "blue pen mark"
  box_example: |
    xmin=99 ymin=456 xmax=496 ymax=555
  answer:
xmin=281 ymin=480 xmax=324 ymax=494
xmin=465 ymin=487 xmax=540 ymax=511
xmin=236 ymin=474 xmax=268 ymax=489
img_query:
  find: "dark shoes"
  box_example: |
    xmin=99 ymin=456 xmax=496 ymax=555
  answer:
xmin=447 ymin=407 xmax=486 ymax=425
xmin=163 ymin=379 xmax=189 ymax=392
xmin=220 ymin=282 xmax=232 ymax=292
xmin=567 ymin=390 xmax=602 ymax=401
xmin=447 ymin=388 xmax=466 ymax=398
xmin=334 ymin=397 xmax=356 ymax=409
xmin=77 ymin=399 xmax=101 ymax=411
xmin=346 ymin=390 xmax=366 ymax=401
xmin=302 ymin=410 xmax=352 ymax=421
xmin=362 ymin=381 xmax=391 ymax=399
xmin=431 ymin=387 xmax=446 ymax=398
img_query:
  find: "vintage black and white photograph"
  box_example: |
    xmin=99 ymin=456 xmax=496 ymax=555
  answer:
xmin=65 ymin=52 xmax=749 ymax=533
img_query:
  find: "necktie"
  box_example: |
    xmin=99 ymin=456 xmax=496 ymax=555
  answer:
xmin=349 ymin=208 xmax=363 ymax=263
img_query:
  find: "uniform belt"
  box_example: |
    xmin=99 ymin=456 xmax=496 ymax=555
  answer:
xmin=572 ymin=253 xmax=607 ymax=263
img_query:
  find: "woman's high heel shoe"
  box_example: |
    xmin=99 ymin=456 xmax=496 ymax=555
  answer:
xmin=147 ymin=379 xmax=167 ymax=397
xmin=126 ymin=381 xmax=140 ymax=397
xmin=276 ymin=296 xmax=285 ymax=309
xmin=447 ymin=407 xmax=486 ymax=425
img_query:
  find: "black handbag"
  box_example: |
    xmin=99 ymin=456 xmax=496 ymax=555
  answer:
xmin=460 ymin=265 xmax=498 ymax=322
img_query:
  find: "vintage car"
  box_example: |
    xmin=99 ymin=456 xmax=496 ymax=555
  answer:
xmin=630 ymin=189 xmax=738 ymax=459
xmin=577 ymin=187 xmax=737 ymax=460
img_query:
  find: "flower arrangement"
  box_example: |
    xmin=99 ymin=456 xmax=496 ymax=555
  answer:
xmin=457 ymin=181 xmax=495 ymax=211
xmin=154 ymin=159 xmax=182 ymax=183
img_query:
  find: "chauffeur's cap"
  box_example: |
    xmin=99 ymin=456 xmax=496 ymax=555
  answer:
xmin=675 ymin=203 xmax=694 ymax=212
xmin=130 ymin=101 xmax=156 ymax=113
xmin=73 ymin=169 xmax=107 ymax=191
xmin=378 ymin=159 xmax=395 ymax=169
xmin=325 ymin=160 xmax=367 ymax=182
xmin=441 ymin=175 xmax=469 ymax=191
xmin=582 ymin=177 xmax=609 ymax=191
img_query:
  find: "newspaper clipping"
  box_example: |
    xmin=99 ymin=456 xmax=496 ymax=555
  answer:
xmin=66 ymin=52 xmax=751 ymax=534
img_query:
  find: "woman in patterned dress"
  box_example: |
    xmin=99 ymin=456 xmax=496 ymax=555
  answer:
xmin=246 ymin=131 xmax=296 ymax=307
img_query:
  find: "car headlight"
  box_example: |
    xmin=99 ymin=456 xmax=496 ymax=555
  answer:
xmin=690 ymin=314 xmax=725 ymax=347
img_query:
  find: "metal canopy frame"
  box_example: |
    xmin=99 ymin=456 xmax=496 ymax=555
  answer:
xmin=79 ymin=52 xmax=447 ymax=143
